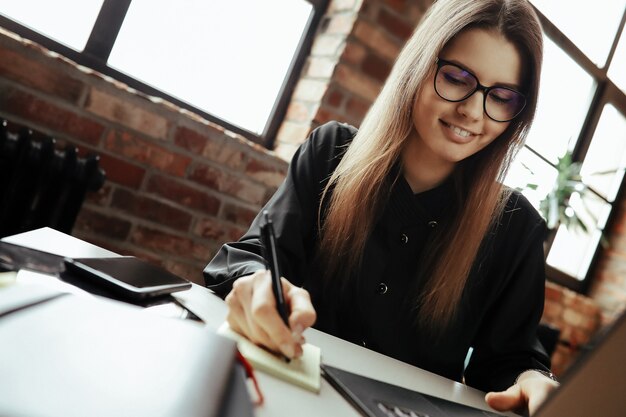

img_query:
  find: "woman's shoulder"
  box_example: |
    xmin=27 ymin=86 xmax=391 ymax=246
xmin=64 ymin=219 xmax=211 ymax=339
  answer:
xmin=306 ymin=121 xmax=357 ymax=156
xmin=499 ymin=188 xmax=547 ymax=236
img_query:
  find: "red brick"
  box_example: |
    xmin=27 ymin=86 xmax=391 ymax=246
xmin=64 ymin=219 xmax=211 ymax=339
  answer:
xmin=189 ymin=164 xmax=266 ymax=205
xmin=377 ymin=8 xmax=414 ymax=41
xmin=346 ymin=96 xmax=371 ymax=120
xmin=334 ymin=63 xmax=383 ymax=102
xmin=73 ymin=207 xmax=131 ymax=240
xmin=326 ymin=88 xmax=344 ymax=108
xmin=353 ymin=21 xmax=400 ymax=60
xmin=361 ymin=53 xmax=392 ymax=82
xmin=193 ymin=217 xmax=246 ymax=243
xmin=105 ymin=130 xmax=191 ymax=176
xmin=341 ymin=41 xmax=367 ymax=66
xmin=245 ymin=157 xmax=287 ymax=188
xmin=0 ymin=45 xmax=84 ymax=103
xmin=174 ymin=126 xmax=208 ymax=154
xmin=1 ymin=90 xmax=104 ymax=145
xmin=111 ymin=188 xmax=192 ymax=231
xmin=202 ymin=138 xmax=245 ymax=171
xmin=542 ymin=300 xmax=563 ymax=322
xmin=146 ymin=174 xmax=220 ymax=215
xmin=98 ymin=153 xmax=146 ymax=189
xmin=84 ymin=183 xmax=112 ymax=206
xmin=130 ymin=226 xmax=212 ymax=261
xmin=383 ymin=0 xmax=410 ymax=12
xmin=85 ymin=88 xmax=169 ymax=139
xmin=223 ymin=203 xmax=258 ymax=227
xmin=545 ymin=282 xmax=563 ymax=302
xmin=314 ymin=107 xmax=345 ymax=126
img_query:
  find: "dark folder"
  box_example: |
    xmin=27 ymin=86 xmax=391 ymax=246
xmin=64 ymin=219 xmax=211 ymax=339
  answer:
xmin=0 ymin=285 xmax=253 ymax=417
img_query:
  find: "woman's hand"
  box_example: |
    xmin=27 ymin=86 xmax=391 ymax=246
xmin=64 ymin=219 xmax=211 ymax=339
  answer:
xmin=485 ymin=370 xmax=560 ymax=415
xmin=224 ymin=269 xmax=317 ymax=359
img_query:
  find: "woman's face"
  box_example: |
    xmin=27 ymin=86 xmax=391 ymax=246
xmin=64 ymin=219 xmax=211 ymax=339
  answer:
xmin=409 ymin=28 xmax=523 ymax=169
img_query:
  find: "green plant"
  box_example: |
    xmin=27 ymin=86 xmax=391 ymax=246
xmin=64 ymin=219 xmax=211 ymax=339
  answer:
xmin=521 ymin=149 xmax=617 ymax=249
xmin=539 ymin=151 xmax=589 ymax=232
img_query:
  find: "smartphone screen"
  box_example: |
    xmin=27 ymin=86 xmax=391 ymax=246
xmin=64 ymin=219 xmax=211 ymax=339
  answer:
xmin=64 ymin=256 xmax=191 ymax=300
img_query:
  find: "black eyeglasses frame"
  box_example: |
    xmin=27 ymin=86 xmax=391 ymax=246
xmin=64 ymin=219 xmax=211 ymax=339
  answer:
xmin=434 ymin=58 xmax=527 ymax=123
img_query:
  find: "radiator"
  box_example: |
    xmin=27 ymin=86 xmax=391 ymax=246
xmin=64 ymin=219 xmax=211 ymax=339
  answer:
xmin=0 ymin=120 xmax=106 ymax=238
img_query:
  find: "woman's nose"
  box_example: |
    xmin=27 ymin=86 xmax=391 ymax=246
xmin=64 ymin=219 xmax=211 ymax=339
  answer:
xmin=456 ymin=91 xmax=484 ymax=121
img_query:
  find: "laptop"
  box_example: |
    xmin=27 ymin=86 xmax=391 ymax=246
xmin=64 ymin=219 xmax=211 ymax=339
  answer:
xmin=322 ymin=310 xmax=626 ymax=417
xmin=0 ymin=284 xmax=254 ymax=417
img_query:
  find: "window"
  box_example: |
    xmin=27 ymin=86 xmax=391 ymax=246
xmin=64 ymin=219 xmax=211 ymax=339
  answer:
xmin=0 ymin=0 xmax=329 ymax=145
xmin=504 ymin=2 xmax=626 ymax=292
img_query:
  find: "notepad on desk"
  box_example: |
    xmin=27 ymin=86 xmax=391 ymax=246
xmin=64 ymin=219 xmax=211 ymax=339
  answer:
xmin=218 ymin=322 xmax=321 ymax=393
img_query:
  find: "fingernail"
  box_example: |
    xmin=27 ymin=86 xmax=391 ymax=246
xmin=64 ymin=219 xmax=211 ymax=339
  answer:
xmin=280 ymin=343 xmax=295 ymax=358
xmin=292 ymin=323 xmax=303 ymax=336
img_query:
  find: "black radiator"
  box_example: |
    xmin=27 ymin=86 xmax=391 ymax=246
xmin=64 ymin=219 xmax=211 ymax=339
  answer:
xmin=0 ymin=120 xmax=106 ymax=238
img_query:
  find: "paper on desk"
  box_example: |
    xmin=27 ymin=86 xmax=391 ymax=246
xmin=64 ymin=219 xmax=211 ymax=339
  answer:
xmin=218 ymin=322 xmax=321 ymax=393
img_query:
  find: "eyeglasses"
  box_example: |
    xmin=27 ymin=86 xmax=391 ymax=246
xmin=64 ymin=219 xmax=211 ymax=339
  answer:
xmin=434 ymin=58 xmax=526 ymax=122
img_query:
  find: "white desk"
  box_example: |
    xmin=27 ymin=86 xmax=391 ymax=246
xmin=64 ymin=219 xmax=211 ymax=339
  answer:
xmin=2 ymin=227 xmax=509 ymax=417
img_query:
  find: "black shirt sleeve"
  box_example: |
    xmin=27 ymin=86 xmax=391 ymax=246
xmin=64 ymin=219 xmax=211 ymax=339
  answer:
xmin=203 ymin=121 xmax=354 ymax=297
xmin=464 ymin=196 xmax=551 ymax=391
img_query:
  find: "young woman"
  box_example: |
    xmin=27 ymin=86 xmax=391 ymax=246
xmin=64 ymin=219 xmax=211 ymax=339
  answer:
xmin=204 ymin=0 xmax=558 ymax=413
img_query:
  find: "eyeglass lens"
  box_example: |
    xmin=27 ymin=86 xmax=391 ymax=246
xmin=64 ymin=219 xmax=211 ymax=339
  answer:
xmin=435 ymin=63 xmax=525 ymax=122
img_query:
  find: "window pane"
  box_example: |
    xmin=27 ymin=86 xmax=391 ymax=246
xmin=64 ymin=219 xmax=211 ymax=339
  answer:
xmin=608 ymin=28 xmax=626 ymax=92
xmin=547 ymin=224 xmax=604 ymax=280
xmin=524 ymin=36 xmax=595 ymax=164
xmin=108 ymin=0 xmax=312 ymax=135
xmin=580 ymin=105 xmax=626 ymax=202
xmin=0 ymin=0 xmax=103 ymax=51
xmin=546 ymin=182 xmax=612 ymax=280
xmin=504 ymin=147 xmax=558 ymax=211
xmin=531 ymin=0 xmax=626 ymax=66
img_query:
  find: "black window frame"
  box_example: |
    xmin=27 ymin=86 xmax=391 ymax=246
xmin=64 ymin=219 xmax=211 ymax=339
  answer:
xmin=530 ymin=5 xmax=626 ymax=294
xmin=0 ymin=0 xmax=330 ymax=148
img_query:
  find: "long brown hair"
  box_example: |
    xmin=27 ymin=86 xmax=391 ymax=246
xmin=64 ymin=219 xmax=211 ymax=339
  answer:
xmin=318 ymin=0 xmax=543 ymax=329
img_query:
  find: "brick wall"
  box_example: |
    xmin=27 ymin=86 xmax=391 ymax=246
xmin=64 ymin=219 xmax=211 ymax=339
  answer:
xmin=275 ymin=0 xmax=434 ymax=160
xmin=0 ymin=28 xmax=287 ymax=285
xmin=0 ymin=0 xmax=625 ymax=376
xmin=541 ymin=281 xmax=602 ymax=376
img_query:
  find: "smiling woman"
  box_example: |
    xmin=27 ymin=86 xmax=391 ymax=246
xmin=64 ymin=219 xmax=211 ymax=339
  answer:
xmin=405 ymin=28 xmax=524 ymax=192
xmin=204 ymin=0 xmax=561 ymax=415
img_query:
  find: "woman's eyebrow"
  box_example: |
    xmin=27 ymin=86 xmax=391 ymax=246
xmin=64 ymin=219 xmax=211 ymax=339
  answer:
xmin=441 ymin=57 xmax=522 ymax=90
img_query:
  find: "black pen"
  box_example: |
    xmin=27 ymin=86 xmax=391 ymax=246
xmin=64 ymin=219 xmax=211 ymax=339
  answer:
xmin=259 ymin=210 xmax=291 ymax=362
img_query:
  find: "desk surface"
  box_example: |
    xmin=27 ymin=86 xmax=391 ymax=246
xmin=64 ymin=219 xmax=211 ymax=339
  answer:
xmin=2 ymin=227 xmax=506 ymax=417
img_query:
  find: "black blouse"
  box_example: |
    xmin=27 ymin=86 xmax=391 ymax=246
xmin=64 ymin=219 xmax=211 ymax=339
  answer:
xmin=204 ymin=121 xmax=550 ymax=392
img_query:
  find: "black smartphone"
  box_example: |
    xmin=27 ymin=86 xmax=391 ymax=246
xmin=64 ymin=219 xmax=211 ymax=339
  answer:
xmin=63 ymin=256 xmax=191 ymax=300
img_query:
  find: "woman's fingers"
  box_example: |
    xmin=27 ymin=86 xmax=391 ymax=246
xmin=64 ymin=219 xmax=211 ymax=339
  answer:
xmin=224 ymin=270 xmax=317 ymax=359
xmin=286 ymin=281 xmax=317 ymax=337
xmin=249 ymin=272 xmax=298 ymax=357
xmin=485 ymin=385 xmax=524 ymax=412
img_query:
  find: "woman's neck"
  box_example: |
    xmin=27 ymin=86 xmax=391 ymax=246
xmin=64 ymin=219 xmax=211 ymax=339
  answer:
xmin=401 ymin=138 xmax=455 ymax=194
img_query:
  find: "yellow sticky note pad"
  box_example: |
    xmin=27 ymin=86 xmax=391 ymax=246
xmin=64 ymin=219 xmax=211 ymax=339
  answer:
xmin=0 ymin=271 xmax=17 ymax=287
xmin=218 ymin=322 xmax=321 ymax=393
